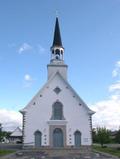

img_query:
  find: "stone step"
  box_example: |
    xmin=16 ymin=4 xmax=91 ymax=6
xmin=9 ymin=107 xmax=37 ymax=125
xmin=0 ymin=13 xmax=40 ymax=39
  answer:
xmin=17 ymin=147 xmax=92 ymax=157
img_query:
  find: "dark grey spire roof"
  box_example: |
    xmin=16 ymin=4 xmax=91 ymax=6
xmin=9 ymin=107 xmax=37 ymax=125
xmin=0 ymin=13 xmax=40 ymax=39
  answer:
xmin=52 ymin=17 xmax=63 ymax=47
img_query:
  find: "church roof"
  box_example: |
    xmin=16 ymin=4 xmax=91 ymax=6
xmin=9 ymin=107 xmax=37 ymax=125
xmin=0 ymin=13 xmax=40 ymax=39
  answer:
xmin=20 ymin=71 xmax=95 ymax=115
xmin=52 ymin=17 xmax=63 ymax=47
xmin=10 ymin=127 xmax=22 ymax=137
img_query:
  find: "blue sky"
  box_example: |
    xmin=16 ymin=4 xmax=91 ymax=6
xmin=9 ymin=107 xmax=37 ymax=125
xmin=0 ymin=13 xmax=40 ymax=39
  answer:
xmin=0 ymin=0 xmax=120 ymax=130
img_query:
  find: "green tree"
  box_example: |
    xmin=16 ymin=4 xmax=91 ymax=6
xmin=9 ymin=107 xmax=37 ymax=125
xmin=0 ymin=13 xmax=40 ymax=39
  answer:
xmin=0 ymin=123 xmax=3 ymax=142
xmin=0 ymin=123 xmax=11 ymax=142
xmin=115 ymin=129 xmax=120 ymax=144
xmin=96 ymin=127 xmax=110 ymax=147
xmin=92 ymin=128 xmax=98 ymax=143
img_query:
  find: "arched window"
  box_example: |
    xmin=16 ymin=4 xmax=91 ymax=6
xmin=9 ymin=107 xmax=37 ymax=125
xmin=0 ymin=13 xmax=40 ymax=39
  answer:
xmin=55 ymin=49 xmax=60 ymax=55
xmin=52 ymin=101 xmax=64 ymax=120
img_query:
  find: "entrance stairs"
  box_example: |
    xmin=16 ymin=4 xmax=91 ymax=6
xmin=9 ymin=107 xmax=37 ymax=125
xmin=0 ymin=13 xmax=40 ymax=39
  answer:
xmin=17 ymin=147 xmax=92 ymax=157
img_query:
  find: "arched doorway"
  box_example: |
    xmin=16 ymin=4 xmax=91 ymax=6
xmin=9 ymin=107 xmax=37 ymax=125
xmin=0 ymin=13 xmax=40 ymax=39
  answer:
xmin=34 ymin=130 xmax=42 ymax=147
xmin=53 ymin=128 xmax=63 ymax=147
xmin=74 ymin=130 xmax=81 ymax=147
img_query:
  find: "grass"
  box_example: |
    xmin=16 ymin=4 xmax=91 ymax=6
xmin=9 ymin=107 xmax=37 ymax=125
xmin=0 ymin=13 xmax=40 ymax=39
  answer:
xmin=0 ymin=150 xmax=15 ymax=156
xmin=93 ymin=145 xmax=120 ymax=158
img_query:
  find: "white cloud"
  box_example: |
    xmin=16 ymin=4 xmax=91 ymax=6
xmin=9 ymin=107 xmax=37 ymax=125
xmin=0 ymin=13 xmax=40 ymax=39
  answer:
xmin=91 ymin=95 xmax=120 ymax=130
xmin=18 ymin=43 xmax=32 ymax=54
xmin=112 ymin=70 xmax=118 ymax=77
xmin=0 ymin=108 xmax=22 ymax=131
xmin=23 ymin=74 xmax=35 ymax=88
xmin=24 ymin=74 xmax=32 ymax=81
xmin=112 ymin=61 xmax=120 ymax=77
xmin=109 ymin=81 xmax=120 ymax=92
xmin=17 ymin=43 xmax=46 ymax=55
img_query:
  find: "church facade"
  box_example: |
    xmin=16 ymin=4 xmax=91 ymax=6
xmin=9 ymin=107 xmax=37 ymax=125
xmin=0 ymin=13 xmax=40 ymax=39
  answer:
xmin=20 ymin=18 xmax=94 ymax=148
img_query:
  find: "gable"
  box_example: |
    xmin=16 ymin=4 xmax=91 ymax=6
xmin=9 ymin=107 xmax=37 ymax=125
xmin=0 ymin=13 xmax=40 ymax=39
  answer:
xmin=20 ymin=71 xmax=95 ymax=115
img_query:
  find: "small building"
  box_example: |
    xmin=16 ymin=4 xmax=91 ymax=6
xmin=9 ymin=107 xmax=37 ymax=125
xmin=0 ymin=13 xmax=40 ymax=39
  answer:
xmin=20 ymin=18 xmax=95 ymax=148
xmin=9 ymin=127 xmax=22 ymax=143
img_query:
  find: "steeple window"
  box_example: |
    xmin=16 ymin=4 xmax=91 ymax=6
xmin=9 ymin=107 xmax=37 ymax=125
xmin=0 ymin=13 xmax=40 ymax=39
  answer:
xmin=61 ymin=50 xmax=63 ymax=54
xmin=55 ymin=49 xmax=60 ymax=55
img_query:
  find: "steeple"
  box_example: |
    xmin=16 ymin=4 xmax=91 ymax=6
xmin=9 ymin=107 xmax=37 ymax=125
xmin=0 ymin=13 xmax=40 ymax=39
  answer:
xmin=50 ymin=17 xmax=64 ymax=61
xmin=47 ymin=17 xmax=67 ymax=80
xmin=52 ymin=17 xmax=63 ymax=47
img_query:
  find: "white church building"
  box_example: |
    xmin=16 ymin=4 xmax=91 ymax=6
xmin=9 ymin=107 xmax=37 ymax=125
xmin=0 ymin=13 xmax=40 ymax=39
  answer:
xmin=20 ymin=18 xmax=95 ymax=148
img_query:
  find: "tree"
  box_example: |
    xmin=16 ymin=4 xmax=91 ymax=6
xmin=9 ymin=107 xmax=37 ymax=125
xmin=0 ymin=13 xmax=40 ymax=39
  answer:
xmin=96 ymin=127 xmax=110 ymax=147
xmin=0 ymin=123 xmax=2 ymax=131
xmin=115 ymin=129 xmax=120 ymax=144
xmin=92 ymin=128 xmax=98 ymax=143
xmin=0 ymin=123 xmax=11 ymax=142
xmin=0 ymin=123 xmax=3 ymax=142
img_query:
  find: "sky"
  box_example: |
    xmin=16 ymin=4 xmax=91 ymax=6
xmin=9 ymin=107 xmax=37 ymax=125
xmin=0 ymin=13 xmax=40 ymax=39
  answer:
xmin=0 ymin=0 xmax=120 ymax=131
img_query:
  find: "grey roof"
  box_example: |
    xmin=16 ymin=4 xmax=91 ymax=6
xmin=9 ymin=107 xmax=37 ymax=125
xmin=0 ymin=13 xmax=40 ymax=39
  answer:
xmin=52 ymin=17 xmax=63 ymax=47
xmin=10 ymin=127 xmax=22 ymax=137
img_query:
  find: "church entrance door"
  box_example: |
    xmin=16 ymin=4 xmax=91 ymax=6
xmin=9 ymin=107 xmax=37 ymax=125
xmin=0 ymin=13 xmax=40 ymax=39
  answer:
xmin=74 ymin=131 xmax=81 ymax=147
xmin=53 ymin=128 xmax=63 ymax=147
xmin=34 ymin=131 xmax=42 ymax=147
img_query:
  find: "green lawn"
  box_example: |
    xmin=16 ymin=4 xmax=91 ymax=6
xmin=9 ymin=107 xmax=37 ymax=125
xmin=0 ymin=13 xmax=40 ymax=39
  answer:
xmin=93 ymin=145 xmax=120 ymax=158
xmin=0 ymin=150 xmax=15 ymax=156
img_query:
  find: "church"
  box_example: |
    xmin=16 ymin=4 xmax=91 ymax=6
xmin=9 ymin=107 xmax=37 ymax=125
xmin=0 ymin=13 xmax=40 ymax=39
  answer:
xmin=20 ymin=18 xmax=95 ymax=148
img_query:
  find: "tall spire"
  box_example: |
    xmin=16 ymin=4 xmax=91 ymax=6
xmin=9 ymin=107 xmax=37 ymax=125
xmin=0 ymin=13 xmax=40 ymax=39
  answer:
xmin=51 ymin=17 xmax=64 ymax=61
xmin=52 ymin=17 xmax=63 ymax=47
